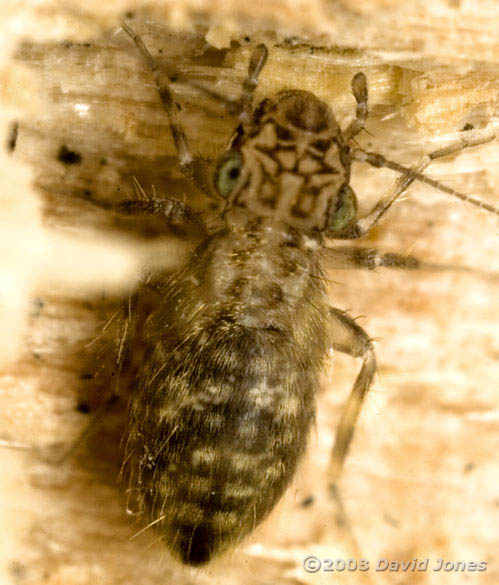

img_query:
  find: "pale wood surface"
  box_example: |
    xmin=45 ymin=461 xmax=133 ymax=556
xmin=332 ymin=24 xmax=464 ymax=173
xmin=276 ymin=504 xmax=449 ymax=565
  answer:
xmin=0 ymin=2 xmax=498 ymax=585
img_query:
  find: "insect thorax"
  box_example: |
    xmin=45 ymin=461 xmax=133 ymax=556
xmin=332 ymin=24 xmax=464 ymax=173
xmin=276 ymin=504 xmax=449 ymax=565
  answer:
xmin=226 ymin=90 xmax=349 ymax=234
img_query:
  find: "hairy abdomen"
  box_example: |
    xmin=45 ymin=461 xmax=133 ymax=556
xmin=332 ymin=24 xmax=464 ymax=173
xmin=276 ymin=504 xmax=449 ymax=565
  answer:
xmin=124 ymin=230 xmax=328 ymax=564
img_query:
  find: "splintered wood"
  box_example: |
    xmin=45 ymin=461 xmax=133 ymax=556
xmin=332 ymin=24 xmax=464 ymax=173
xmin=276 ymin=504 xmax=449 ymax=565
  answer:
xmin=0 ymin=2 xmax=498 ymax=585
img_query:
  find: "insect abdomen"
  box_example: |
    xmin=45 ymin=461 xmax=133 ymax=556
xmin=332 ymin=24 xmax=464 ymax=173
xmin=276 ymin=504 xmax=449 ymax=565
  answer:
xmin=127 ymin=331 xmax=319 ymax=564
xmin=124 ymin=232 xmax=328 ymax=564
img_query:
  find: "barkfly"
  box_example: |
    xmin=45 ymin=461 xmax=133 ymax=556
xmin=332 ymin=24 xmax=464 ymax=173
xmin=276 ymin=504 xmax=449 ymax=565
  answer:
xmin=72 ymin=21 xmax=498 ymax=565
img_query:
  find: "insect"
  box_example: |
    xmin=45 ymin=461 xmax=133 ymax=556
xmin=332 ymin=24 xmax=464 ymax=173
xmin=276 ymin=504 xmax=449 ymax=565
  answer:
xmin=77 ymin=22 xmax=499 ymax=566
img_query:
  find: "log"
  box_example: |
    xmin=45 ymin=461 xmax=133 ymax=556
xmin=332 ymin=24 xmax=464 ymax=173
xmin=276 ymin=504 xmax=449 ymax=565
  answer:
xmin=0 ymin=2 xmax=498 ymax=584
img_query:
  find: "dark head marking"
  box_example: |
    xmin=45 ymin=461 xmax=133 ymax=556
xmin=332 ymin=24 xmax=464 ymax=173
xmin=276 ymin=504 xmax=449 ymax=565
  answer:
xmin=284 ymin=96 xmax=329 ymax=133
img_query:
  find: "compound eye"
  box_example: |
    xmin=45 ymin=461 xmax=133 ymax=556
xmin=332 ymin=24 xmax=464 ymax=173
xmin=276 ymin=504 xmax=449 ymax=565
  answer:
xmin=327 ymin=184 xmax=358 ymax=235
xmin=215 ymin=151 xmax=243 ymax=198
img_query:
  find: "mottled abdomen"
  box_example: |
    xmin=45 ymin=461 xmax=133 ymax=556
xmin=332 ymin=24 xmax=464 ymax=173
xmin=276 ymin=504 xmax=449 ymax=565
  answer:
xmin=124 ymin=232 xmax=328 ymax=564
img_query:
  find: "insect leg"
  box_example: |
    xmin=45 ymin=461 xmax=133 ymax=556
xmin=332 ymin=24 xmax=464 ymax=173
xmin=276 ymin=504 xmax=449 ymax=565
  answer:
xmin=0 ymin=293 xmax=137 ymax=466
xmin=328 ymin=307 xmax=376 ymax=488
xmin=79 ymin=190 xmax=207 ymax=238
xmin=344 ymin=72 xmax=368 ymax=142
xmin=48 ymin=294 xmax=137 ymax=466
xmin=155 ymin=43 xmax=268 ymax=131
xmin=324 ymin=246 xmax=422 ymax=270
xmin=122 ymin=22 xmax=267 ymax=129
xmin=151 ymin=42 xmax=267 ymax=129
xmin=239 ymin=44 xmax=269 ymax=125
xmin=323 ymin=245 xmax=497 ymax=280
xmin=350 ymin=136 xmax=498 ymax=239
xmin=345 ymin=130 xmax=497 ymax=238
xmin=121 ymin=22 xmax=218 ymax=195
